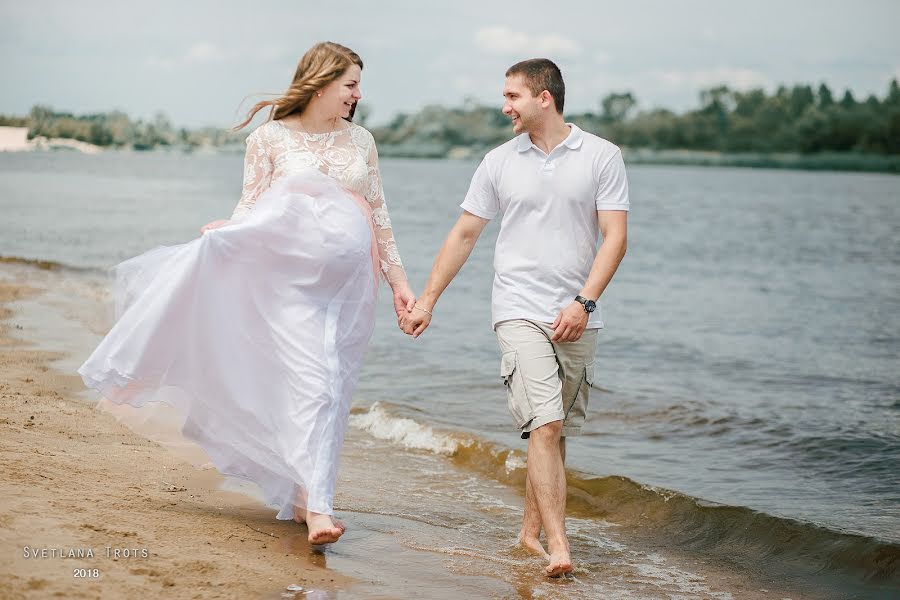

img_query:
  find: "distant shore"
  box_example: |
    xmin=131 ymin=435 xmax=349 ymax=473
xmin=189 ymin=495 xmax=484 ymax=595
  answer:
xmin=2 ymin=128 xmax=898 ymax=174
xmin=0 ymin=126 xmax=103 ymax=154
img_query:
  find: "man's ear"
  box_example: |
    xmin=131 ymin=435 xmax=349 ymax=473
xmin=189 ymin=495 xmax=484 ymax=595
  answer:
xmin=540 ymin=90 xmax=553 ymax=109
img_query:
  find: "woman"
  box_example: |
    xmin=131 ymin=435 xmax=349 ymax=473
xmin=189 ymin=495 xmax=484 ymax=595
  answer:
xmin=78 ymin=42 xmax=415 ymax=545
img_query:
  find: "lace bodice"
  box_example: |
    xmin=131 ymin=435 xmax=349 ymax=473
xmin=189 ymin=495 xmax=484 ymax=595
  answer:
xmin=231 ymin=119 xmax=406 ymax=284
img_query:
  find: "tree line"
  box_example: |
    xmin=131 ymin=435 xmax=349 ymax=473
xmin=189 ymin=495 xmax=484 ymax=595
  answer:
xmin=0 ymin=107 xmax=244 ymax=150
xmin=574 ymin=80 xmax=900 ymax=154
xmin=371 ymin=80 xmax=900 ymax=157
xmin=2 ymin=79 xmax=897 ymax=157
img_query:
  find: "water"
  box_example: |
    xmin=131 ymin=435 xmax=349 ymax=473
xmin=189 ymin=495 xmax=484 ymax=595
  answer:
xmin=2 ymin=151 xmax=899 ymax=597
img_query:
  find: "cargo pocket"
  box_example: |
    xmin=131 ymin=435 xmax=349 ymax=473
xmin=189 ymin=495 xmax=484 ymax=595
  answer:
xmin=564 ymin=359 xmax=594 ymax=423
xmin=500 ymin=350 xmax=531 ymax=428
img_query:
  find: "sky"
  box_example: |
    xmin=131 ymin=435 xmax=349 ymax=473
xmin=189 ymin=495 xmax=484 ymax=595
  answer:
xmin=1 ymin=0 xmax=898 ymax=128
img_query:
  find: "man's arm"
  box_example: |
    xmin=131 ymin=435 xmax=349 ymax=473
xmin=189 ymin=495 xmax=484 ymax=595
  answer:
xmin=551 ymin=210 xmax=628 ymax=342
xmin=402 ymin=211 xmax=489 ymax=337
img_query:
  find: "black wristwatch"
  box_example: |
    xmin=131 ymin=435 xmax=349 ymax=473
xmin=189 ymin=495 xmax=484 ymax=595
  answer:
xmin=575 ymin=295 xmax=596 ymax=313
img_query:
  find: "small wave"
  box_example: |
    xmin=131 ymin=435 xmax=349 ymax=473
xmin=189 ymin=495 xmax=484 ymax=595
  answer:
xmin=349 ymin=402 xmax=528 ymax=483
xmin=0 ymin=255 xmax=101 ymax=274
xmin=349 ymin=401 xmax=464 ymax=455
xmin=351 ymin=401 xmax=900 ymax=591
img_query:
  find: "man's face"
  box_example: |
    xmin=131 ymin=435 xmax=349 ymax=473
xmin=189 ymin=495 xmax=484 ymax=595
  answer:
xmin=502 ymin=74 xmax=542 ymax=134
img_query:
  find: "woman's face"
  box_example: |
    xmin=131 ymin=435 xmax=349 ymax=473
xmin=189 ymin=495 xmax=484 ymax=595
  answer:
xmin=318 ymin=64 xmax=363 ymax=120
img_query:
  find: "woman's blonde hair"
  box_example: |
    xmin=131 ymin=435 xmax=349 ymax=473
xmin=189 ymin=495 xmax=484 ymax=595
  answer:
xmin=234 ymin=42 xmax=363 ymax=130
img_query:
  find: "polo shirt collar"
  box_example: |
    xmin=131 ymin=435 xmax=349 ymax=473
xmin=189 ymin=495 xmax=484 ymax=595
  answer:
xmin=516 ymin=123 xmax=584 ymax=153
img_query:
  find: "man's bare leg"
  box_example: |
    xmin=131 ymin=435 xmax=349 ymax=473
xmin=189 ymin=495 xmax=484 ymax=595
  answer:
xmin=519 ymin=473 xmax=549 ymax=558
xmin=527 ymin=420 xmax=572 ymax=576
xmin=519 ymin=436 xmax=566 ymax=559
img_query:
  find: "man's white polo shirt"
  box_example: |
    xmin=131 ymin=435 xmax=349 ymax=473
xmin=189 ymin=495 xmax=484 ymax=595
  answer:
xmin=460 ymin=123 xmax=629 ymax=330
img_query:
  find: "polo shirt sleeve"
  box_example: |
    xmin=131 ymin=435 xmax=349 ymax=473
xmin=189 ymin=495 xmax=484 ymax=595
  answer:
xmin=460 ymin=159 xmax=499 ymax=220
xmin=595 ymin=149 xmax=630 ymax=211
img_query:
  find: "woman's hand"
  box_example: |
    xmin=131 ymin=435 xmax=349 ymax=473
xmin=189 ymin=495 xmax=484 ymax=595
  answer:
xmin=200 ymin=219 xmax=230 ymax=234
xmin=391 ymin=281 xmax=416 ymax=322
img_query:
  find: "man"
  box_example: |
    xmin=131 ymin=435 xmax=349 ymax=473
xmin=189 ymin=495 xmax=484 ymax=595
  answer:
xmin=400 ymin=58 xmax=629 ymax=577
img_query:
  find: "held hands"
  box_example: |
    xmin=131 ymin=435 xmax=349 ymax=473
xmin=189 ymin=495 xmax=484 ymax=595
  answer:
xmin=551 ymin=302 xmax=589 ymax=343
xmin=392 ymin=281 xmax=417 ymax=322
xmin=200 ymin=219 xmax=230 ymax=234
xmin=394 ymin=283 xmax=431 ymax=338
xmin=399 ymin=304 xmax=431 ymax=338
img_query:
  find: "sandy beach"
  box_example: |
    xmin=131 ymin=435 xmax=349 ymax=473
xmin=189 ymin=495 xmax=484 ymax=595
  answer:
xmin=0 ymin=126 xmax=102 ymax=154
xmin=0 ymin=275 xmax=354 ymax=598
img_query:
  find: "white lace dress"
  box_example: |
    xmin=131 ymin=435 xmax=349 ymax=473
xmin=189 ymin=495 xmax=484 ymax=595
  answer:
xmin=78 ymin=119 xmax=405 ymax=518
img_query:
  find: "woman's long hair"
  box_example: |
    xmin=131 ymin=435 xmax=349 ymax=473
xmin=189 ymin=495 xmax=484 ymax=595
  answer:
xmin=234 ymin=42 xmax=363 ymax=131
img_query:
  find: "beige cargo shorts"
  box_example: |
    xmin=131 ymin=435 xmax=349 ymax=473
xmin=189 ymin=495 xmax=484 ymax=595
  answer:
xmin=495 ymin=319 xmax=598 ymax=439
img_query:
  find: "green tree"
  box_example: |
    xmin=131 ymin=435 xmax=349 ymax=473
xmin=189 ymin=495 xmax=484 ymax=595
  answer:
xmin=600 ymin=92 xmax=637 ymax=123
xmin=840 ymin=90 xmax=856 ymax=109
xmin=817 ymin=83 xmax=834 ymax=108
xmin=886 ymin=79 xmax=900 ymax=106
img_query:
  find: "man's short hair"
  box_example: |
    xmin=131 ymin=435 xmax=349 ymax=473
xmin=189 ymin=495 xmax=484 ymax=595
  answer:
xmin=505 ymin=58 xmax=565 ymax=114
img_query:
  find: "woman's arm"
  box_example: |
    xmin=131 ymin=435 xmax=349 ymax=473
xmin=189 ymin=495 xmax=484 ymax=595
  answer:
xmin=201 ymin=128 xmax=274 ymax=233
xmin=365 ymin=134 xmax=415 ymax=317
xmin=231 ymin=129 xmax=274 ymax=219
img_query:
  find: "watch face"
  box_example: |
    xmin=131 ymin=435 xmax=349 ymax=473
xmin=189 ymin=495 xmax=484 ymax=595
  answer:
xmin=585 ymin=300 xmax=596 ymax=313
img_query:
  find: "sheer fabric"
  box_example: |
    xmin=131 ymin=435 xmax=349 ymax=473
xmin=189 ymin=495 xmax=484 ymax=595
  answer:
xmin=232 ymin=120 xmax=406 ymax=285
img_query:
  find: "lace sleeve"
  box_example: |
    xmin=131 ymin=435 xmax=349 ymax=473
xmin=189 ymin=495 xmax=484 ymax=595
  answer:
xmin=231 ymin=129 xmax=274 ymax=219
xmin=365 ymin=137 xmax=407 ymax=286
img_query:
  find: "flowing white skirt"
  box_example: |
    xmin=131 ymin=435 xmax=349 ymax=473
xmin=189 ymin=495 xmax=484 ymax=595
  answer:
xmin=78 ymin=171 xmax=378 ymax=518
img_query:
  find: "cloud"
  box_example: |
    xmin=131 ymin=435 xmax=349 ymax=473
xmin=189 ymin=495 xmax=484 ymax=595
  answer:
xmin=654 ymin=67 xmax=769 ymax=90
xmin=146 ymin=42 xmax=227 ymax=69
xmin=593 ymin=51 xmax=611 ymax=65
xmin=184 ymin=42 xmax=223 ymax=64
xmin=473 ymin=26 xmax=580 ymax=57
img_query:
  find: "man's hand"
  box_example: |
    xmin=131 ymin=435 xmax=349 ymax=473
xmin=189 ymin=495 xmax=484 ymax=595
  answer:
xmin=200 ymin=219 xmax=230 ymax=234
xmin=550 ymin=302 xmax=589 ymax=342
xmin=400 ymin=306 xmax=432 ymax=338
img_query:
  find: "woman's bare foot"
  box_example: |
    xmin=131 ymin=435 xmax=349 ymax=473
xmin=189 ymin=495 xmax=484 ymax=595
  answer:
xmin=293 ymin=505 xmax=306 ymax=524
xmin=545 ymin=549 xmax=573 ymax=577
xmin=306 ymin=512 xmax=343 ymax=545
xmin=517 ymin=532 xmax=550 ymax=560
xmin=291 ymin=496 xmax=343 ymax=533
xmin=292 ymin=488 xmax=309 ymax=524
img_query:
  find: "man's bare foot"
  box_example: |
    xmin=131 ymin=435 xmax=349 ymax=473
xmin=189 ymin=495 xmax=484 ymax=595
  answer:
xmin=306 ymin=512 xmax=343 ymax=545
xmin=517 ymin=532 xmax=550 ymax=560
xmin=545 ymin=549 xmax=573 ymax=577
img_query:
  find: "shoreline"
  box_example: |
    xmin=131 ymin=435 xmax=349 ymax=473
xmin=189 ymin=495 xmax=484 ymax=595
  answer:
xmin=1 ymin=262 xmax=894 ymax=599
xmin=0 ymin=126 xmax=103 ymax=154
